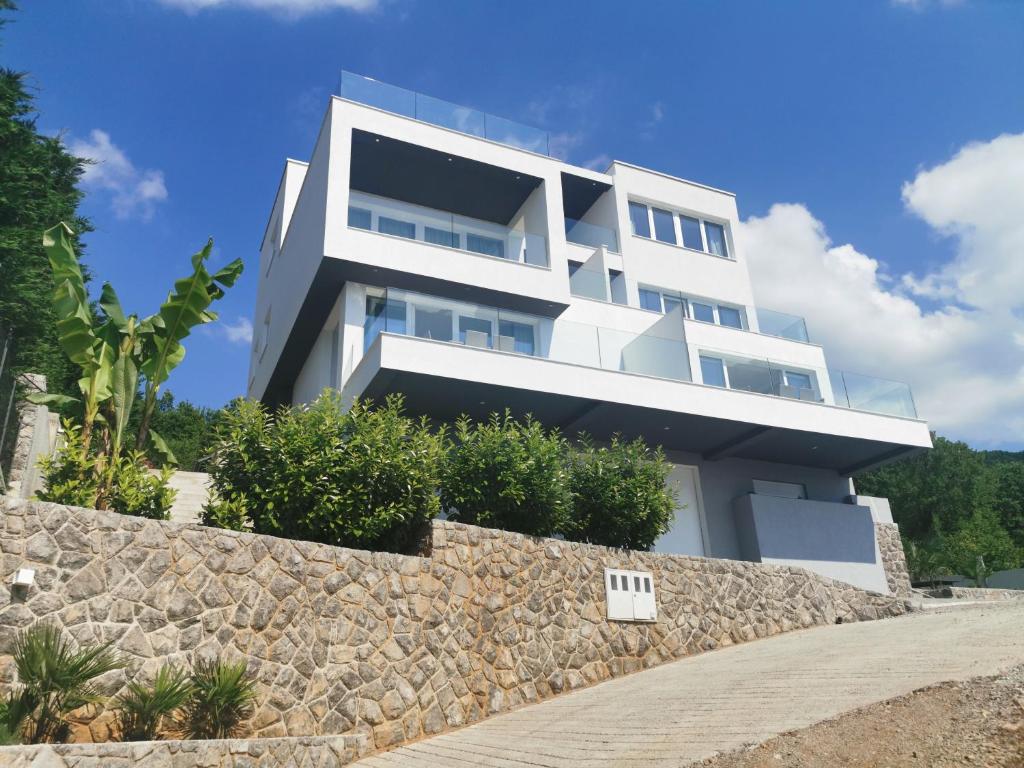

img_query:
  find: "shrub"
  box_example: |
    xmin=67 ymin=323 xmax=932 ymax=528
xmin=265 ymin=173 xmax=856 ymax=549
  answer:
xmin=206 ymin=392 xmax=446 ymax=552
xmin=942 ymin=508 xmax=1021 ymax=586
xmin=11 ymin=624 xmax=123 ymax=744
xmin=566 ymin=436 xmax=676 ymax=550
xmin=35 ymin=422 xmax=99 ymax=509
xmin=115 ymin=665 xmax=193 ymax=742
xmin=440 ymin=411 xmax=571 ymax=537
xmin=173 ymin=660 xmax=257 ymax=740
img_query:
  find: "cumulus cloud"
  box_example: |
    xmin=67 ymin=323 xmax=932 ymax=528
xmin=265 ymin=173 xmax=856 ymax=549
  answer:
xmin=216 ymin=317 xmax=254 ymax=345
xmin=154 ymin=0 xmax=377 ymax=15
xmin=741 ymin=132 xmax=1024 ymax=447
xmin=68 ymin=130 xmax=168 ymax=221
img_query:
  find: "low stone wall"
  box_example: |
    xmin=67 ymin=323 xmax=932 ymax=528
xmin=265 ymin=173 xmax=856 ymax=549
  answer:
xmin=875 ymin=523 xmax=912 ymax=597
xmin=927 ymin=586 xmax=1024 ymax=600
xmin=0 ymin=498 xmax=907 ymax=758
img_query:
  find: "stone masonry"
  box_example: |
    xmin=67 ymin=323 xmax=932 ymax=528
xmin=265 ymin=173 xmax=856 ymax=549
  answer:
xmin=0 ymin=497 xmax=908 ymax=758
xmin=875 ymin=522 xmax=912 ymax=597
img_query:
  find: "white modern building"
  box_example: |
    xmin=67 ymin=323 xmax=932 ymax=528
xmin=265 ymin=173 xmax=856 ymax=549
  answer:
xmin=248 ymin=72 xmax=931 ymax=593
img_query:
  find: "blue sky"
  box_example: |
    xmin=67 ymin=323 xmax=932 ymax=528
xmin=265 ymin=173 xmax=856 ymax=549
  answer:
xmin=5 ymin=0 xmax=1024 ymax=447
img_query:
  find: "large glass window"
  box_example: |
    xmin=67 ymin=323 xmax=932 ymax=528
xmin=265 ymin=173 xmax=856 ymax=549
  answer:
xmin=652 ymin=208 xmax=676 ymax=244
xmin=349 ymin=206 xmax=372 ymax=231
xmin=692 ymin=302 xmax=715 ymax=323
xmin=458 ymin=316 xmax=492 ymax=347
xmin=425 ymin=227 xmax=459 ymax=249
xmin=498 ymin=320 xmax=535 ymax=355
xmin=639 ymin=288 xmax=663 ymax=312
xmin=629 ymin=201 xmax=651 ymax=238
xmin=414 ymin=307 xmax=453 ymax=341
xmin=700 ymin=356 xmax=727 ymax=388
xmin=718 ymin=306 xmax=744 ymax=329
xmin=663 ymin=295 xmax=686 ymax=316
xmin=466 ymin=233 xmax=505 ymax=259
xmin=378 ymin=216 xmax=415 ymax=239
xmin=364 ymin=295 xmax=406 ymax=352
xmin=680 ymin=215 xmax=703 ymax=251
xmin=704 ymin=222 xmax=728 ymax=257
xmin=785 ymin=371 xmax=813 ymax=392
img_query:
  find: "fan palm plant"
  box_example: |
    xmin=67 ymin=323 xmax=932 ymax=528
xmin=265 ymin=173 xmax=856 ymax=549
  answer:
xmin=12 ymin=624 xmax=123 ymax=743
xmin=0 ymin=690 xmax=38 ymax=745
xmin=173 ymin=659 xmax=257 ymax=740
xmin=114 ymin=664 xmax=194 ymax=741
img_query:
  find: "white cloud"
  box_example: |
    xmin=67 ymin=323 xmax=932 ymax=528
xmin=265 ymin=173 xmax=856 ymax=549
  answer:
xmin=154 ymin=0 xmax=377 ymax=15
xmin=639 ymin=101 xmax=664 ymax=141
xmin=68 ymin=130 xmax=168 ymax=221
xmin=216 ymin=317 xmax=254 ymax=345
xmin=741 ymin=132 xmax=1024 ymax=447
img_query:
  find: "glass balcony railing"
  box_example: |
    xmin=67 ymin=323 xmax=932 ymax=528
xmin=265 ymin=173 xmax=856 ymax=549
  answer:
xmin=349 ymin=192 xmax=548 ymax=267
xmin=697 ymin=348 xmax=827 ymax=404
xmin=565 ymin=218 xmax=619 ymax=253
xmin=755 ymin=307 xmax=810 ymax=343
xmin=831 ymin=370 xmax=918 ymax=419
xmin=363 ymin=287 xmax=691 ymax=383
xmin=568 ymin=260 xmax=609 ymax=302
xmin=339 ymin=71 xmax=551 ymax=156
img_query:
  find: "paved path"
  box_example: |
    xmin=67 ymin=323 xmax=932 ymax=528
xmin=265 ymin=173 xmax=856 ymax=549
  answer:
xmin=355 ymin=602 xmax=1024 ymax=768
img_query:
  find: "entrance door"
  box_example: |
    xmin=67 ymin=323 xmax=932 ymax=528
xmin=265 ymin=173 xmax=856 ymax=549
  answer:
xmin=654 ymin=464 xmax=708 ymax=556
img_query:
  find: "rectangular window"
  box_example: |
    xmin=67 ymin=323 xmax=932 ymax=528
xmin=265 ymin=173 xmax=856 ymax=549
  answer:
xmin=700 ymin=355 xmax=727 ymax=387
xmin=692 ymin=302 xmax=715 ymax=323
xmin=652 ymin=207 xmax=676 ymax=244
xmin=663 ymin=295 xmax=686 ymax=316
xmin=785 ymin=371 xmax=813 ymax=392
xmin=425 ymin=226 xmax=459 ymax=249
xmin=466 ymin=233 xmax=505 ymax=259
xmin=348 ymin=206 xmax=372 ymax=230
xmin=639 ymin=288 xmax=663 ymax=312
xmin=458 ymin=316 xmax=492 ymax=347
xmin=634 ymin=575 xmax=641 ymax=592
xmin=364 ymin=295 xmax=407 ymax=352
xmin=620 ymin=574 xmax=630 ymax=590
xmin=378 ymin=216 xmax=415 ymax=239
xmin=704 ymin=222 xmax=728 ymax=257
xmin=609 ymin=576 xmax=618 ymax=591
xmin=718 ymin=306 xmax=744 ymax=329
xmin=644 ymin=577 xmax=651 ymax=593
xmin=609 ymin=269 xmax=628 ymax=305
xmin=498 ymin=320 xmax=535 ymax=356
xmin=680 ymin=215 xmax=703 ymax=251
xmin=414 ymin=307 xmax=453 ymax=342
xmin=629 ymin=201 xmax=651 ymax=238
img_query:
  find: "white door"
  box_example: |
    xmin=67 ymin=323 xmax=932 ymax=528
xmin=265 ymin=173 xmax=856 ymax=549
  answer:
xmin=654 ymin=465 xmax=708 ymax=556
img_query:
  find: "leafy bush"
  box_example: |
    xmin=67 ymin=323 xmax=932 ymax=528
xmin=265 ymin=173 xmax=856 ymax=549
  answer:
xmin=566 ymin=436 xmax=676 ymax=550
xmin=942 ymin=508 xmax=1021 ymax=586
xmin=205 ymin=392 xmax=446 ymax=552
xmin=35 ymin=422 xmax=99 ymax=509
xmin=440 ymin=411 xmax=571 ymax=537
xmin=104 ymin=453 xmax=176 ymax=520
xmin=172 ymin=660 xmax=257 ymax=740
xmin=10 ymin=624 xmax=123 ymax=743
xmin=902 ymin=535 xmax=949 ymax=587
xmin=115 ymin=665 xmax=193 ymax=742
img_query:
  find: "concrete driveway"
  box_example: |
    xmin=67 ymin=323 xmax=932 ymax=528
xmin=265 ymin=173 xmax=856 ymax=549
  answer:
xmin=353 ymin=602 xmax=1024 ymax=768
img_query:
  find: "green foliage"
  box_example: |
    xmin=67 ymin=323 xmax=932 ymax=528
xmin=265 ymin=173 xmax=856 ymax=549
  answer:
xmin=202 ymin=494 xmax=250 ymax=532
xmin=988 ymin=460 xmax=1024 ymax=548
xmin=114 ymin=665 xmax=193 ymax=742
xmin=35 ymin=421 xmax=99 ymax=508
xmin=105 ymin=454 xmax=176 ymax=520
xmin=172 ymin=659 xmax=257 ymax=740
xmin=0 ymin=689 xmax=37 ymax=745
xmin=11 ymin=624 xmax=123 ymax=744
xmin=566 ymin=436 xmax=676 ymax=550
xmin=440 ymin=411 xmax=571 ymax=537
xmin=205 ymin=392 xmax=446 ymax=552
xmin=942 ymin=508 xmax=1021 ymax=587
xmin=145 ymin=390 xmax=223 ymax=471
xmin=901 ymin=535 xmax=949 ymax=587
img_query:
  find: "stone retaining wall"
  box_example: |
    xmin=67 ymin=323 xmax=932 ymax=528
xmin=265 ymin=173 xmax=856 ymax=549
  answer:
xmin=928 ymin=586 xmax=1024 ymax=600
xmin=0 ymin=498 xmax=907 ymax=757
xmin=875 ymin=523 xmax=912 ymax=597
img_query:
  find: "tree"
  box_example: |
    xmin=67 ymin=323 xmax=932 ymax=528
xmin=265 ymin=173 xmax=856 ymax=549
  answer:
xmin=988 ymin=460 xmax=1024 ymax=549
xmin=566 ymin=436 xmax=676 ymax=550
xmin=942 ymin=508 xmax=1020 ymax=587
xmin=146 ymin=391 xmax=223 ymax=471
xmin=0 ymin=2 xmax=92 ymax=401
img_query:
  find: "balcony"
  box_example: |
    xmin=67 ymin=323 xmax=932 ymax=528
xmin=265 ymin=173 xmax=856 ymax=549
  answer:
xmin=755 ymin=307 xmax=810 ymax=343
xmin=339 ymin=70 xmax=551 ymax=156
xmin=831 ymin=370 xmax=917 ymax=420
xmin=565 ymin=217 xmax=619 ymax=253
xmin=349 ymin=191 xmax=549 ymax=267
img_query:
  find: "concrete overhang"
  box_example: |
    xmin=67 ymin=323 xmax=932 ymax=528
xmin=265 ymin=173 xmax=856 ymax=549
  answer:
xmin=345 ymin=333 xmax=933 ymax=475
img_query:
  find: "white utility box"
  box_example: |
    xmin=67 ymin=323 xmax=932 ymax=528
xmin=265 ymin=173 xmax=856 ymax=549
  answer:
xmin=604 ymin=568 xmax=657 ymax=622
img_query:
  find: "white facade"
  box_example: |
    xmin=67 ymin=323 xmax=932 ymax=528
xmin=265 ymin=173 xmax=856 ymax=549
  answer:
xmin=249 ymin=75 xmax=932 ymax=594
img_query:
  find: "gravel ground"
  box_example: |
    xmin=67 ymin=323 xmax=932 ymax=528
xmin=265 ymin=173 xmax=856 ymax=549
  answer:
xmin=699 ymin=664 xmax=1024 ymax=768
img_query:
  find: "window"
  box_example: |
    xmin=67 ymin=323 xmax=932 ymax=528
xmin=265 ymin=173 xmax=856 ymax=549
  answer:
xmin=258 ymin=308 xmax=271 ymax=360
xmin=652 ymin=207 xmax=676 ymax=244
xmin=466 ymin=233 xmax=505 ymax=259
xmin=700 ymin=355 xmax=727 ymax=387
xmin=692 ymin=302 xmax=715 ymax=323
xmin=639 ymin=288 xmax=663 ymax=312
xmin=629 ymin=201 xmax=651 ymax=238
xmin=663 ymin=295 xmax=686 ymax=315
xmin=718 ymin=305 xmax=744 ymax=329
xmin=680 ymin=215 xmax=703 ymax=251
xmin=266 ymin=215 xmax=282 ymax=275
xmin=785 ymin=371 xmax=813 ymax=392
xmin=378 ymin=216 xmax=415 ymax=239
xmin=425 ymin=226 xmax=459 ymax=249
xmin=364 ymin=295 xmax=406 ymax=352
xmin=609 ymin=269 xmax=628 ymax=305
xmin=498 ymin=320 xmax=535 ymax=355
xmin=414 ymin=307 xmax=453 ymax=341
xmin=348 ymin=206 xmax=372 ymax=230
xmin=704 ymin=222 xmax=728 ymax=257
xmin=567 ymin=261 xmax=583 ymax=278
xmin=459 ymin=316 xmax=492 ymax=347
xmin=643 ymin=577 xmax=651 ymax=593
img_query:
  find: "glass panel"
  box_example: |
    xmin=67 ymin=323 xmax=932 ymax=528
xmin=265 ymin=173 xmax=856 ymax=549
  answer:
xmin=785 ymin=371 xmax=813 ymax=392
xmin=459 ymin=316 xmax=492 ymax=347
xmin=569 ymin=261 xmax=609 ymax=301
xmin=652 ymin=208 xmax=676 ymax=244
xmin=466 ymin=233 xmax=505 ymax=259
xmin=644 ymin=577 xmax=651 ymax=593
xmin=609 ymin=576 xmax=617 ymax=591
xmin=338 ymin=71 xmax=416 ymax=118
xmin=718 ymin=306 xmax=744 ymax=329
xmin=634 ymin=576 xmax=641 ymax=591
xmin=498 ymin=320 xmax=535 ymax=356
xmin=704 ymin=222 xmax=729 ymax=257
xmin=700 ymin=356 xmax=727 ymax=387
xmin=413 ymin=307 xmax=453 ymax=341
xmin=599 ymin=327 xmax=691 ymax=381
xmin=484 ymin=113 xmax=549 ymax=155
xmin=378 ymin=216 xmax=415 ymax=239
xmin=364 ymin=294 xmax=406 ymax=352
xmin=724 ymin=357 xmax=782 ymax=395
xmin=663 ymin=296 xmax=686 ymax=316
xmin=680 ymin=215 xmax=703 ymax=250
xmin=620 ymin=575 xmax=629 ymax=590
xmin=831 ymin=370 xmax=917 ymax=418
xmin=564 ymin=218 xmax=619 ymax=252
xmin=425 ymin=226 xmax=459 ymax=249
xmin=608 ymin=270 xmax=628 ymax=305
xmin=629 ymin=201 xmax=651 ymax=238
xmin=349 ymin=206 xmax=372 ymax=230
xmin=756 ymin=307 xmax=810 ymax=343
xmin=639 ymin=288 xmax=663 ymax=312
xmin=692 ymin=302 xmax=715 ymax=323
xmin=415 ymin=93 xmax=486 ymax=137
